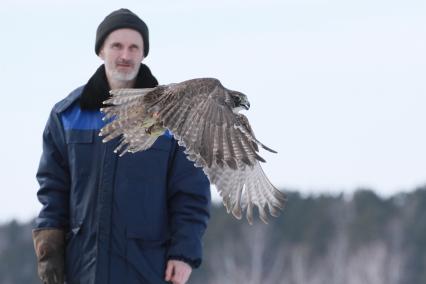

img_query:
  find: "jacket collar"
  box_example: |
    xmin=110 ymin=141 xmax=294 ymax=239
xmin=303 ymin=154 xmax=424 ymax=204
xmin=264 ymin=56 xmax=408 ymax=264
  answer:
xmin=79 ymin=64 xmax=158 ymax=110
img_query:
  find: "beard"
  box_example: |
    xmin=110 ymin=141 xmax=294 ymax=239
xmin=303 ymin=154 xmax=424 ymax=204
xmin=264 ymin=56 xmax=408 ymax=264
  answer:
xmin=106 ymin=58 xmax=140 ymax=82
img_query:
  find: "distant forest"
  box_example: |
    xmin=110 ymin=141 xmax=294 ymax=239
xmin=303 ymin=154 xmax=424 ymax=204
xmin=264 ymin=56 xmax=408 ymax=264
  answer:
xmin=1 ymin=186 xmax=425 ymax=284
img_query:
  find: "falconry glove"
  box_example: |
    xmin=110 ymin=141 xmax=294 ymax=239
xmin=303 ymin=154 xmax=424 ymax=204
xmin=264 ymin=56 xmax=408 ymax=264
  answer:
xmin=32 ymin=228 xmax=65 ymax=284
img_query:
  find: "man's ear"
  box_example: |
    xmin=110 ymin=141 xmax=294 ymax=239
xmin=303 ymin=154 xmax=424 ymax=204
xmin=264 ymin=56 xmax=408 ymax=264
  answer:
xmin=99 ymin=48 xmax=105 ymax=60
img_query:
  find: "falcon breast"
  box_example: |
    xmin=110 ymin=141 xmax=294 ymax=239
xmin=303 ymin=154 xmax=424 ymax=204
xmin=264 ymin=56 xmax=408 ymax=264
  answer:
xmin=99 ymin=78 xmax=286 ymax=224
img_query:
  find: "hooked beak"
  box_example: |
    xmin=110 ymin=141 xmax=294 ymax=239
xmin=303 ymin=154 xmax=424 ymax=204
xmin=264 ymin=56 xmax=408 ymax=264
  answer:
xmin=241 ymin=102 xmax=250 ymax=110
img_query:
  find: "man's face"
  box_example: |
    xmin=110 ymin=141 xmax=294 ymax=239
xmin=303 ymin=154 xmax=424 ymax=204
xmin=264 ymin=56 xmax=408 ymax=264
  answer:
xmin=99 ymin=28 xmax=144 ymax=83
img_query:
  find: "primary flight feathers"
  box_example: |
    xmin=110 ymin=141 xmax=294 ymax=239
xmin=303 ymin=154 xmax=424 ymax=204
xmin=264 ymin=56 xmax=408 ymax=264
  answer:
xmin=99 ymin=78 xmax=286 ymax=224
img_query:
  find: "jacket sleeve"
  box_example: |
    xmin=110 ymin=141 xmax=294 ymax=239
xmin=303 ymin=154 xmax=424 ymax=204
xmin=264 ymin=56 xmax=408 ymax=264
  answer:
xmin=166 ymin=142 xmax=211 ymax=268
xmin=34 ymin=110 xmax=70 ymax=230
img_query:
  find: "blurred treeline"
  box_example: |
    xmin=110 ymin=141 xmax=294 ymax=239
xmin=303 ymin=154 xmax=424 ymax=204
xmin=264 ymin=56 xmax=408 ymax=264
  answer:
xmin=1 ymin=186 xmax=425 ymax=284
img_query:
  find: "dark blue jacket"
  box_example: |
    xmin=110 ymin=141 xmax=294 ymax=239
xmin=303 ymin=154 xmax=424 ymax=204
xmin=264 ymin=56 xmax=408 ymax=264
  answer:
xmin=35 ymin=85 xmax=211 ymax=284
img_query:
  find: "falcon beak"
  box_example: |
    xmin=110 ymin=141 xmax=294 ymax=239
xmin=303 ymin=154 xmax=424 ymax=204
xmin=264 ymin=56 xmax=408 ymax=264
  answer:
xmin=242 ymin=102 xmax=250 ymax=110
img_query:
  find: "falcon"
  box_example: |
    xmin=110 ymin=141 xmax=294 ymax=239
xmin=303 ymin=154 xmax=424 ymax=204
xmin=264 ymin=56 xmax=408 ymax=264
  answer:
xmin=99 ymin=78 xmax=286 ymax=224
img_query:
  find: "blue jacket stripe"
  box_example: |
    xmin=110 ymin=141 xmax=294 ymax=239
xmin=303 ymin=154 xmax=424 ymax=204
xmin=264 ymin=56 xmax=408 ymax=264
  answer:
xmin=61 ymin=106 xmax=105 ymax=130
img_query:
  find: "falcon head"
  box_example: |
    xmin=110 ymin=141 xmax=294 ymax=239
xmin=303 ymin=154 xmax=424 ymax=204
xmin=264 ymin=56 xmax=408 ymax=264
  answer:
xmin=230 ymin=91 xmax=250 ymax=113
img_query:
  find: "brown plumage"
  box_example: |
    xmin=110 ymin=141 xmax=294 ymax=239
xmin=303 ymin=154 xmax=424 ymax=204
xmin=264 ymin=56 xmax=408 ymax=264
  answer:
xmin=100 ymin=78 xmax=286 ymax=224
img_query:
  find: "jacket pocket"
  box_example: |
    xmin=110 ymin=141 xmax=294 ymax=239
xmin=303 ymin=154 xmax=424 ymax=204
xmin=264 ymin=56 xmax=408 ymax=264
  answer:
xmin=65 ymin=130 xmax=96 ymax=180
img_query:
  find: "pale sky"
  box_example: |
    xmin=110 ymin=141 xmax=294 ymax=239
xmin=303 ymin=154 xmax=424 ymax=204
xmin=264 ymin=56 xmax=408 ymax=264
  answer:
xmin=0 ymin=0 xmax=425 ymax=223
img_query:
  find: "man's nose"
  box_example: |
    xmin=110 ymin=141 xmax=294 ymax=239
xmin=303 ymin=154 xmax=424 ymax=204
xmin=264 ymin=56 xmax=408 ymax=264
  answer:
xmin=120 ymin=49 xmax=132 ymax=60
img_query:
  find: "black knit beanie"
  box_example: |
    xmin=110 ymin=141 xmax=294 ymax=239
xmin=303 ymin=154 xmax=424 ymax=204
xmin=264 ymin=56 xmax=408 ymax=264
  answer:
xmin=95 ymin=8 xmax=149 ymax=57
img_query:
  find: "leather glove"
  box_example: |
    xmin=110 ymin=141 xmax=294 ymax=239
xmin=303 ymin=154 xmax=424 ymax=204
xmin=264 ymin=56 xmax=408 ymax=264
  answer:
xmin=32 ymin=228 xmax=65 ymax=284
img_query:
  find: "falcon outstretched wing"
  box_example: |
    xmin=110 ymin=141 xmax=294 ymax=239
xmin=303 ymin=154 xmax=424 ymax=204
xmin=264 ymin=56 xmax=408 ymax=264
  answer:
xmin=100 ymin=78 xmax=286 ymax=223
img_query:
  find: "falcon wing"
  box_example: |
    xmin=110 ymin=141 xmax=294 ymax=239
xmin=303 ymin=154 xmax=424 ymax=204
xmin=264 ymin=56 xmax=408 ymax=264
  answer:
xmin=100 ymin=78 xmax=286 ymax=223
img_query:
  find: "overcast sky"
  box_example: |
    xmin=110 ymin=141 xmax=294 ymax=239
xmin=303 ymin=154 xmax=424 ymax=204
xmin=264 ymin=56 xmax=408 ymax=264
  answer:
xmin=0 ymin=0 xmax=425 ymax=223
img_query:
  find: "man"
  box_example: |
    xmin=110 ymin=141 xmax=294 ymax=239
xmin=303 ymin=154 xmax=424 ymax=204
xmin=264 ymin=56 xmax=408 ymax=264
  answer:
xmin=32 ymin=8 xmax=211 ymax=284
